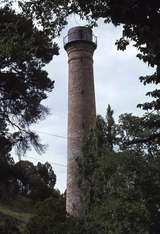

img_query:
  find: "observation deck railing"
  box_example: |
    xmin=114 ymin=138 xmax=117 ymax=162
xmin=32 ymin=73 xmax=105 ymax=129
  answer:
xmin=63 ymin=31 xmax=97 ymax=48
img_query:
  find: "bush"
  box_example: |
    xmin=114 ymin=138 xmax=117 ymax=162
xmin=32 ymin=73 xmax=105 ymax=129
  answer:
xmin=0 ymin=216 xmax=21 ymax=234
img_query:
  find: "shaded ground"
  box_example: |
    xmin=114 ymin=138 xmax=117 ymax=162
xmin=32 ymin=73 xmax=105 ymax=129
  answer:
xmin=0 ymin=196 xmax=35 ymax=233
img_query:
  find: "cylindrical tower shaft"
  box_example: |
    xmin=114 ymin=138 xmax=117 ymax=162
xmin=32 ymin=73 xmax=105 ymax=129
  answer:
xmin=64 ymin=26 xmax=97 ymax=217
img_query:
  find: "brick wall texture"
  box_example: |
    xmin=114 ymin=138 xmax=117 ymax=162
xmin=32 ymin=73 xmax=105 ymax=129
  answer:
xmin=65 ymin=27 xmax=96 ymax=217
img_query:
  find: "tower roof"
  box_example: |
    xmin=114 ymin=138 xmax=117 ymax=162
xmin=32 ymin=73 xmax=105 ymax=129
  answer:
xmin=64 ymin=26 xmax=97 ymax=50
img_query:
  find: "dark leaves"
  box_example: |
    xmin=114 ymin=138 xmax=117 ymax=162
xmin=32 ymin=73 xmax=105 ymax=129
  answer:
xmin=0 ymin=6 xmax=61 ymax=156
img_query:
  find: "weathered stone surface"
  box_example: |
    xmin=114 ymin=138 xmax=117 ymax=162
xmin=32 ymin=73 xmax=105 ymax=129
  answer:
xmin=64 ymin=27 xmax=97 ymax=217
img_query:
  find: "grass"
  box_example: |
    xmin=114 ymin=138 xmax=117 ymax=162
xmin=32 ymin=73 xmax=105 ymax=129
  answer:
xmin=0 ymin=197 xmax=35 ymax=233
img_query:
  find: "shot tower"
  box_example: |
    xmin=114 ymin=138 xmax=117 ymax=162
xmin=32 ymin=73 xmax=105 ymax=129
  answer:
xmin=64 ymin=26 xmax=97 ymax=217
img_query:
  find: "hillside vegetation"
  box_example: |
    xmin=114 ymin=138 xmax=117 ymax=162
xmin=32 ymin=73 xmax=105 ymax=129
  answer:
xmin=0 ymin=197 xmax=34 ymax=233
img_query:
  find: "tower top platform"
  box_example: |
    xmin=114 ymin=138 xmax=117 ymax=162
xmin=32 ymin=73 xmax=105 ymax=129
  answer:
xmin=63 ymin=26 xmax=97 ymax=50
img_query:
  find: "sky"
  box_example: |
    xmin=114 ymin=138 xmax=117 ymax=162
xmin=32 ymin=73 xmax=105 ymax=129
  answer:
xmin=13 ymin=17 xmax=155 ymax=192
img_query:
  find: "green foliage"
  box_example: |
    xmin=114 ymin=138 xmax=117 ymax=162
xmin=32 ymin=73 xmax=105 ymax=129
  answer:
xmin=117 ymin=112 xmax=160 ymax=157
xmin=18 ymin=0 xmax=69 ymax=38
xmin=0 ymin=197 xmax=34 ymax=234
xmin=76 ymin=112 xmax=160 ymax=233
xmin=3 ymin=106 xmax=160 ymax=233
xmin=77 ymin=130 xmax=98 ymax=216
xmin=0 ymin=154 xmax=57 ymax=201
xmin=0 ymin=6 xmax=59 ymax=156
xmin=37 ymin=162 xmax=56 ymax=190
xmin=78 ymin=140 xmax=150 ymax=233
xmin=0 ymin=0 xmax=72 ymax=158
xmin=26 ymin=194 xmax=96 ymax=234
xmin=96 ymin=107 xmax=160 ymax=157
xmin=96 ymin=105 xmax=116 ymax=151
xmin=0 ymin=2 xmax=160 ymax=232
xmin=90 ymin=199 xmax=149 ymax=234
xmin=26 ymin=195 xmax=66 ymax=234
xmin=14 ymin=160 xmax=56 ymax=200
xmin=0 ymin=215 xmax=21 ymax=234
xmin=0 ymin=153 xmax=17 ymax=200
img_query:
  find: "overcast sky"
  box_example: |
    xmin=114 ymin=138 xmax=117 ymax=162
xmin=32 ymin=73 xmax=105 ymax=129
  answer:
xmin=13 ymin=17 xmax=155 ymax=192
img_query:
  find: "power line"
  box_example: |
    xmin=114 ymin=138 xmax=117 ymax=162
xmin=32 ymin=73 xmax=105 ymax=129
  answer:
xmin=33 ymin=130 xmax=82 ymax=140
xmin=26 ymin=156 xmax=67 ymax=168
xmin=36 ymin=130 xmax=67 ymax=139
xmin=23 ymin=131 xmax=68 ymax=168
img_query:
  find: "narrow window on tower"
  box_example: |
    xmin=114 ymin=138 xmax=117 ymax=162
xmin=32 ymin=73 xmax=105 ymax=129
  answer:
xmin=79 ymin=30 xmax=83 ymax=40
xmin=81 ymin=89 xmax=84 ymax=95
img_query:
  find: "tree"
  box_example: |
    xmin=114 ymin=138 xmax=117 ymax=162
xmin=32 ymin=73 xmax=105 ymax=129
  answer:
xmin=77 ymin=128 xmax=160 ymax=233
xmin=26 ymin=193 xmax=93 ymax=234
xmin=96 ymin=106 xmax=160 ymax=157
xmin=117 ymin=112 xmax=160 ymax=157
xmin=14 ymin=160 xmax=56 ymax=200
xmin=0 ymin=216 xmax=21 ymax=234
xmin=105 ymin=105 xmax=116 ymax=151
xmin=96 ymin=105 xmax=116 ymax=151
xmin=0 ymin=153 xmax=16 ymax=200
xmin=36 ymin=162 xmax=56 ymax=190
xmin=17 ymin=0 xmax=69 ymax=37
xmin=75 ymin=108 xmax=160 ymax=233
xmin=77 ymin=129 xmax=150 ymax=233
xmin=0 ymin=6 xmax=61 ymax=157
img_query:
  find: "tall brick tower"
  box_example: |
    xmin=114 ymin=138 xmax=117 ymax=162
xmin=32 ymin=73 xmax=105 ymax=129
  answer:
xmin=64 ymin=26 xmax=97 ymax=217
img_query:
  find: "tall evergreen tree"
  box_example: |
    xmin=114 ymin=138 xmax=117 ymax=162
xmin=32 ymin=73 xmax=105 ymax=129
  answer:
xmin=105 ymin=105 xmax=116 ymax=151
xmin=96 ymin=105 xmax=116 ymax=151
xmin=0 ymin=3 xmax=68 ymax=157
